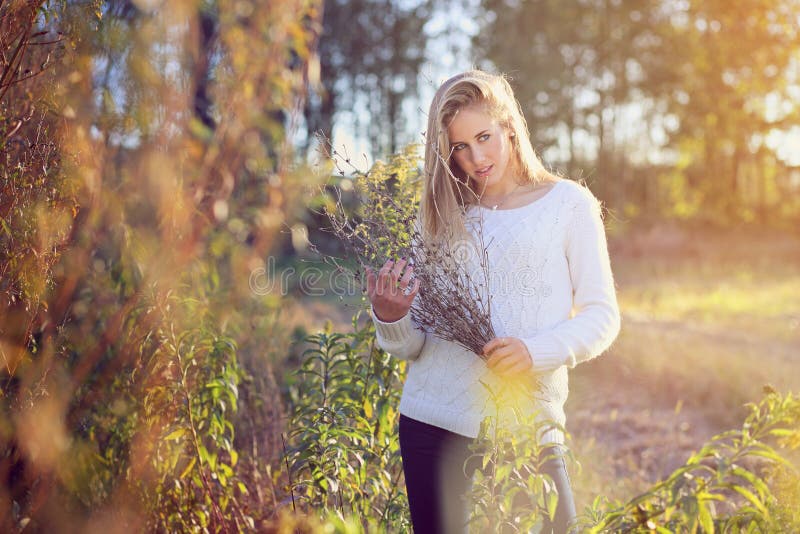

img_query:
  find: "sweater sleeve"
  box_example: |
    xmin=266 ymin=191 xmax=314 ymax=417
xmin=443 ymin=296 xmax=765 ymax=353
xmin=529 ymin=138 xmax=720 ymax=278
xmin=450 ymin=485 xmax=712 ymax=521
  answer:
xmin=370 ymin=307 xmax=427 ymax=362
xmin=521 ymin=186 xmax=621 ymax=372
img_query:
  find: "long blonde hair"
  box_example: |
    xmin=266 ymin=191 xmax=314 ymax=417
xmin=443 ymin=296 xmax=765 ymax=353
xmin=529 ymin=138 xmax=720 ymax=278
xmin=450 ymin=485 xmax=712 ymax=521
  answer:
xmin=420 ymin=70 xmax=558 ymax=244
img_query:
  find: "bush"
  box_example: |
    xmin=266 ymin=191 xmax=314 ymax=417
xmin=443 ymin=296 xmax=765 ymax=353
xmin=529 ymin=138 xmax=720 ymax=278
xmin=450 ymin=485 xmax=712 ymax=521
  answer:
xmin=282 ymin=317 xmax=800 ymax=533
xmin=282 ymin=312 xmax=411 ymax=532
xmin=585 ymin=387 xmax=800 ymax=532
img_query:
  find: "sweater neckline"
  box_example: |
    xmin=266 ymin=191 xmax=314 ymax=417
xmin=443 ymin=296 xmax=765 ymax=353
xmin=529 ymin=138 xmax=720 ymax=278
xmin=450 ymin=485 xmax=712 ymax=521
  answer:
xmin=469 ymin=179 xmax=566 ymax=214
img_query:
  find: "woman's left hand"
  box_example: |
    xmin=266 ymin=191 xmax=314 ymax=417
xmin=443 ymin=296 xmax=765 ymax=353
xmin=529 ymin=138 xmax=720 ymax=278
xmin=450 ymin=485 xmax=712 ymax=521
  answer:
xmin=482 ymin=337 xmax=533 ymax=375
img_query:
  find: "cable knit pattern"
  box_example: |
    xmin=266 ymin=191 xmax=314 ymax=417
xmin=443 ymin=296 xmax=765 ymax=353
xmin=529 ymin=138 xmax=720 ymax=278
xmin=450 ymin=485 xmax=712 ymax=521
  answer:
xmin=370 ymin=179 xmax=621 ymax=444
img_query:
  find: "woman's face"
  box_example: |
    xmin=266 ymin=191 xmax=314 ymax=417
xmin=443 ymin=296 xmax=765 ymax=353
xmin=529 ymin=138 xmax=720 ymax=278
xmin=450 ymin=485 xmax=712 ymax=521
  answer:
xmin=446 ymin=104 xmax=514 ymax=196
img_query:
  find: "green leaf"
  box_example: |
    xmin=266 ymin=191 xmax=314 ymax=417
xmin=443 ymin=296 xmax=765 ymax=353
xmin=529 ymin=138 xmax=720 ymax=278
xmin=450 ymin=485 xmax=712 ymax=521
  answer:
xmin=362 ymin=397 xmax=374 ymax=419
xmin=546 ymin=489 xmax=558 ymax=520
xmin=180 ymin=456 xmax=197 ymax=479
xmin=697 ymin=500 xmax=714 ymax=533
xmin=164 ymin=428 xmax=186 ymax=441
xmin=730 ymin=486 xmax=768 ymax=518
xmin=495 ymin=463 xmax=512 ymax=481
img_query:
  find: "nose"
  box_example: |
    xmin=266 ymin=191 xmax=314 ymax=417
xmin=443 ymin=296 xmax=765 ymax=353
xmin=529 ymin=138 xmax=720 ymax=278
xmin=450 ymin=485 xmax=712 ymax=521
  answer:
xmin=470 ymin=145 xmax=487 ymax=166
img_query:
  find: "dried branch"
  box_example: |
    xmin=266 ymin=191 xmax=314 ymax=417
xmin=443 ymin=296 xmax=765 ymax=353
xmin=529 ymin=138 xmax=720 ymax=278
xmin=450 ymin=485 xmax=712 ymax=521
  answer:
xmin=317 ymin=142 xmax=496 ymax=359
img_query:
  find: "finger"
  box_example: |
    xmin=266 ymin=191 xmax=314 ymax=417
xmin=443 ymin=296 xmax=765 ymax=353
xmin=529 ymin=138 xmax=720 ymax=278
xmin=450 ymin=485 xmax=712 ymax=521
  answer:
xmin=486 ymin=347 xmax=515 ymax=368
xmin=377 ymin=261 xmax=395 ymax=293
xmin=505 ymin=358 xmax=532 ymax=375
xmin=398 ymin=264 xmax=415 ymax=288
xmin=391 ymin=257 xmax=408 ymax=279
xmin=403 ymin=277 xmax=420 ymax=299
xmin=498 ymin=361 xmax=520 ymax=375
xmin=378 ymin=259 xmax=394 ymax=277
xmin=495 ymin=354 xmax=524 ymax=374
xmin=409 ymin=277 xmax=420 ymax=295
xmin=483 ymin=337 xmax=508 ymax=357
xmin=486 ymin=348 xmax=508 ymax=368
xmin=482 ymin=339 xmax=498 ymax=357
xmin=365 ymin=266 xmax=377 ymax=295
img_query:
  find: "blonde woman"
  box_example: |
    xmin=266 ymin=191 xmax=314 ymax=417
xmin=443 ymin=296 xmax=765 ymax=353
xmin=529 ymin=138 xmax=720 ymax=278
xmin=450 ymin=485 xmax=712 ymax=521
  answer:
xmin=365 ymin=70 xmax=621 ymax=533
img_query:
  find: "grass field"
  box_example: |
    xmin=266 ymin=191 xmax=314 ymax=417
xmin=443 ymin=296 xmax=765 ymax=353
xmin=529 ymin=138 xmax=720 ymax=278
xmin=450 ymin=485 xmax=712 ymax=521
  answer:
xmin=568 ymin=228 xmax=800 ymax=510
xmin=282 ymin=227 xmax=800 ymax=515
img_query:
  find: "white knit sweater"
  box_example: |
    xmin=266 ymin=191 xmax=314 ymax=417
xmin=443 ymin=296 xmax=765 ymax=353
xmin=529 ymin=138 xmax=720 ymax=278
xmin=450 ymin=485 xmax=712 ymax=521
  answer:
xmin=371 ymin=179 xmax=621 ymax=444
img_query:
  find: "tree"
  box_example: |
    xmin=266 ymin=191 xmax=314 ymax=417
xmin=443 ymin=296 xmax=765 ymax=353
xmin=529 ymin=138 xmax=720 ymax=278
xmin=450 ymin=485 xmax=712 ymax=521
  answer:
xmin=474 ymin=0 xmax=800 ymax=226
xmin=653 ymin=0 xmax=800 ymax=224
xmin=0 ymin=0 xmax=324 ymax=530
xmin=475 ymin=1 xmax=663 ymax=195
xmin=304 ymin=0 xmax=431 ymax=157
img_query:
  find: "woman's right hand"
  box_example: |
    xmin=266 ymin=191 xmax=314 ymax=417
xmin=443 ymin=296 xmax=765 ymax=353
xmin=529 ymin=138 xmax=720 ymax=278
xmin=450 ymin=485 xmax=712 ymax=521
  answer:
xmin=365 ymin=257 xmax=420 ymax=323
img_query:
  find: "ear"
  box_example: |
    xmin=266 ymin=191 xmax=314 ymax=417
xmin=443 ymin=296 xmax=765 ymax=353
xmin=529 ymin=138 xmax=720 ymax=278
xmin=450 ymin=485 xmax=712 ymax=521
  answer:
xmin=506 ymin=125 xmax=516 ymax=141
xmin=502 ymin=119 xmax=515 ymax=139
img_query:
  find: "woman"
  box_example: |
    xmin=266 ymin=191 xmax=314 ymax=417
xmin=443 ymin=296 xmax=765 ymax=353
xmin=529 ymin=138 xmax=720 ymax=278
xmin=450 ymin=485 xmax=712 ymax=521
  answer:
xmin=365 ymin=70 xmax=621 ymax=533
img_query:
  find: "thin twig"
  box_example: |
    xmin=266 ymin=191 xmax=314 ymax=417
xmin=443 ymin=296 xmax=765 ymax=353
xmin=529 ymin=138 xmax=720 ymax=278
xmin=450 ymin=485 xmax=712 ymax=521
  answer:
xmin=280 ymin=432 xmax=296 ymax=513
xmin=317 ymin=140 xmax=497 ymax=357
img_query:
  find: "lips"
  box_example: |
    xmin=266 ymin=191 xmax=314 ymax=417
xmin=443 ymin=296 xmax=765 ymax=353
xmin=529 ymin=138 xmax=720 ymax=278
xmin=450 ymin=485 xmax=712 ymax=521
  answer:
xmin=475 ymin=164 xmax=493 ymax=177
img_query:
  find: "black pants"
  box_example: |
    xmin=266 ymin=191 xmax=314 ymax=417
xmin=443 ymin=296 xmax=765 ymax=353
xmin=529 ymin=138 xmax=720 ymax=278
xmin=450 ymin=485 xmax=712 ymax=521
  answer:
xmin=398 ymin=414 xmax=577 ymax=534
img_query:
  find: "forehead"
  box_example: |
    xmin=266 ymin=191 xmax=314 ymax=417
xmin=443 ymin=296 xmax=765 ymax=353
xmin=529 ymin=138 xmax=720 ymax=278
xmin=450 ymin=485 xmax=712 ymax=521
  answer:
xmin=446 ymin=104 xmax=499 ymax=139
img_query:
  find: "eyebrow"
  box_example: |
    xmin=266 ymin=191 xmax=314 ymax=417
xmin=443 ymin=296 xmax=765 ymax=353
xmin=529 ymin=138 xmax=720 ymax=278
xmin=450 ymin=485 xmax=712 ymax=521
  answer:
xmin=450 ymin=129 xmax=490 ymax=147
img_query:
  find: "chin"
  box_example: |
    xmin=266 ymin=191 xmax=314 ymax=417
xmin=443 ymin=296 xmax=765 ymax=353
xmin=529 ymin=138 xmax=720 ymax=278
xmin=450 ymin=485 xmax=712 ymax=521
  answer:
xmin=469 ymin=178 xmax=487 ymax=192
xmin=475 ymin=176 xmax=501 ymax=190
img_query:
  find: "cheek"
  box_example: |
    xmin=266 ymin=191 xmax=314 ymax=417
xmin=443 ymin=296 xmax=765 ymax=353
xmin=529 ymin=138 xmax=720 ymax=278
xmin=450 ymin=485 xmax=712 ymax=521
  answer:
xmin=496 ymin=138 xmax=512 ymax=165
xmin=450 ymin=152 xmax=468 ymax=172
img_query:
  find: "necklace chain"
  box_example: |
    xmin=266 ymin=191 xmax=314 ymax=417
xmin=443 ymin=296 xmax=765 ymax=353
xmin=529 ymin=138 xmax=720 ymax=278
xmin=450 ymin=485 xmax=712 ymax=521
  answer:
xmin=484 ymin=183 xmax=523 ymax=210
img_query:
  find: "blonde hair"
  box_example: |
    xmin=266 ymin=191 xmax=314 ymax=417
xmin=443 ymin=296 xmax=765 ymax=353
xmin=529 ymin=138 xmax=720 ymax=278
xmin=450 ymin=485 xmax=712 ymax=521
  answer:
xmin=420 ymin=69 xmax=558 ymax=244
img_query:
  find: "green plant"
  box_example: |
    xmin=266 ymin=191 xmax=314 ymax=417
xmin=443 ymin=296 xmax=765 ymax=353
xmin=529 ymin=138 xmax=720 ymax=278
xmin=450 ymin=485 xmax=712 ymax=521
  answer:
xmin=466 ymin=385 xmax=569 ymax=533
xmin=283 ymin=311 xmax=410 ymax=532
xmin=136 ymin=293 xmax=250 ymax=531
xmin=1 ymin=0 xmax=323 ymax=530
xmin=585 ymin=388 xmax=800 ymax=533
xmin=280 ymin=309 xmax=800 ymax=533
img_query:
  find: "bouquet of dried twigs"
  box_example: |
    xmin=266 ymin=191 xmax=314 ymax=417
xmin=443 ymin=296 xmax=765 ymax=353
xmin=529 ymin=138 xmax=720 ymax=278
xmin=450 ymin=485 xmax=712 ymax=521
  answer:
xmin=317 ymin=146 xmax=496 ymax=359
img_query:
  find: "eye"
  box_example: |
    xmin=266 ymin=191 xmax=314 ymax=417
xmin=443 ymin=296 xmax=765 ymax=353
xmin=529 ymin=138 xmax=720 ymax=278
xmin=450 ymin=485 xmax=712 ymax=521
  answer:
xmin=478 ymin=133 xmax=490 ymax=142
xmin=452 ymin=143 xmax=466 ymax=152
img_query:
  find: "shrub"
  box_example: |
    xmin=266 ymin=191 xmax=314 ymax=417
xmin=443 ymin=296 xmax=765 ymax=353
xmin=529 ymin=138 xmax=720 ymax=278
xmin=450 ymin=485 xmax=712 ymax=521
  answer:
xmin=283 ymin=312 xmax=411 ymax=532
xmin=585 ymin=387 xmax=800 ymax=532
